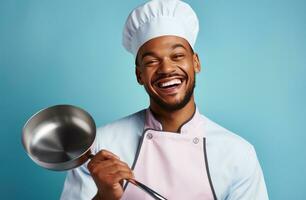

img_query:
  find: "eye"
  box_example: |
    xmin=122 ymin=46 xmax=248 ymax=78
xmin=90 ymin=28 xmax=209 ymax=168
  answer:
xmin=144 ymin=59 xmax=159 ymax=66
xmin=172 ymin=53 xmax=185 ymax=60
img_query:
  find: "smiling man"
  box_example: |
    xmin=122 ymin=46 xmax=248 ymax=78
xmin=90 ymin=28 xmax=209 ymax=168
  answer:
xmin=135 ymin=36 xmax=200 ymax=133
xmin=61 ymin=1 xmax=269 ymax=200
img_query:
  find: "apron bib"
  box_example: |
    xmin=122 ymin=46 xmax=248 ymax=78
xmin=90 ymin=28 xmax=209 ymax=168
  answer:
xmin=121 ymin=129 xmax=216 ymax=200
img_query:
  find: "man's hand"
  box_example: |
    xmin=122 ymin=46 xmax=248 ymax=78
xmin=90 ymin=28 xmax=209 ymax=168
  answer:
xmin=87 ymin=150 xmax=134 ymax=200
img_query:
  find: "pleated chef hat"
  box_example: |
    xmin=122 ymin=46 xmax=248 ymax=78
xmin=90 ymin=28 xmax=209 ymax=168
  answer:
xmin=122 ymin=0 xmax=199 ymax=57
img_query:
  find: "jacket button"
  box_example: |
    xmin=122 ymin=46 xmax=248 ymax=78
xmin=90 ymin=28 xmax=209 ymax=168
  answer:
xmin=146 ymin=133 xmax=153 ymax=139
xmin=193 ymin=137 xmax=199 ymax=144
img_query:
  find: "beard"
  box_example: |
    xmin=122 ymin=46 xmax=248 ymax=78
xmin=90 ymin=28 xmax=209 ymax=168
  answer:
xmin=145 ymin=74 xmax=196 ymax=112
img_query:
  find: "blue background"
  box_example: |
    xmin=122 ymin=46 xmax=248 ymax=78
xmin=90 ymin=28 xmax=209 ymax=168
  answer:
xmin=1 ymin=0 xmax=305 ymax=199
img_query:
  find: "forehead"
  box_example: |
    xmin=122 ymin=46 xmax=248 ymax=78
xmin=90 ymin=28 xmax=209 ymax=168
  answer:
xmin=137 ymin=35 xmax=191 ymax=56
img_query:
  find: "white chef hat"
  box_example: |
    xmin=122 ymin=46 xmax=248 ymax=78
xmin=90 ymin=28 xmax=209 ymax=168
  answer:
xmin=122 ymin=0 xmax=199 ymax=57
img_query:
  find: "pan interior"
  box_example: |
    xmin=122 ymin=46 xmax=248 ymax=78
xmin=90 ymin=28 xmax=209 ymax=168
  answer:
xmin=24 ymin=106 xmax=95 ymax=164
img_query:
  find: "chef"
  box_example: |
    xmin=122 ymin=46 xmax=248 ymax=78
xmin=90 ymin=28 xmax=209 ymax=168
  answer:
xmin=61 ymin=0 xmax=269 ymax=199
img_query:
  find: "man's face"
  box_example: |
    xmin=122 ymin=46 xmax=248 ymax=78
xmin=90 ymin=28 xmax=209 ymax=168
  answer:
xmin=135 ymin=36 xmax=201 ymax=111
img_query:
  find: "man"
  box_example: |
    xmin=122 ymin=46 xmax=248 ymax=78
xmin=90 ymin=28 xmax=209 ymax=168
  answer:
xmin=61 ymin=0 xmax=269 ymax=199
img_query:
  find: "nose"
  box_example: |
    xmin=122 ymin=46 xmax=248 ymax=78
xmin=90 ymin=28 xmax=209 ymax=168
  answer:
xmin=157 ymin=57 xmax=176 ymax=74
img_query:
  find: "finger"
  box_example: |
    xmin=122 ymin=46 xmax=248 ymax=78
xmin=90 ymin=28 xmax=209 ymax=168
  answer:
xmin=101 ymin=164 xmax=133 ymax=175
xmin=96 ymin=150 xmax=120 ymax=160
xmin=127 ymin=178 xmax=136 ymax=185
xmin=88 ymin=160 xmax=133 ymax=177
xmin=107 ymin=171 xmax=135 ymax=185
xmin=90 ymin=166 xmax=134 ymax=189
xmin=87 ymin=158 xmax=128 ymax=172
xmin=89 ymin=150 xmax=120 ymax=164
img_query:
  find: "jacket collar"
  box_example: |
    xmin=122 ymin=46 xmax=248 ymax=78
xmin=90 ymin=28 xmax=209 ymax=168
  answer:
xmin=144 ymin=106 xmax=205 ymax=135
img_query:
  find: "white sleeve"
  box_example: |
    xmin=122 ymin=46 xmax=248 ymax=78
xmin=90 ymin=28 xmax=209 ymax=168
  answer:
xmin=60 ymin=127 xmax=103 ymax=200
xmin=60 ymin=163 xmax=97 ymax=200
xmin=227 ymin=146 xmax=269 ymax=200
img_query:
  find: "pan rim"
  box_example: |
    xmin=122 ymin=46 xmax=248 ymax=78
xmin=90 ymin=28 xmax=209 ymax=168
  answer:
xmin=21 ymin=104 xmax=96 ymax=171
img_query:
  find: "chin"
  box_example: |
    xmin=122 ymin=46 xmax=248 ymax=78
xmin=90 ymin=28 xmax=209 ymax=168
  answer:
xmin=153 ymin=97 xmax=191 ymax=111
xmin=147 ymin=80 xmax=195 ymax=111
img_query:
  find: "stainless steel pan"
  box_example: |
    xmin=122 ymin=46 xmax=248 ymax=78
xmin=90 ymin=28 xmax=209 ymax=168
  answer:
xmin=22 ymin=104 xmax=167 ymax=200
xmin=22 ymin=104 xmax=96 ymax=170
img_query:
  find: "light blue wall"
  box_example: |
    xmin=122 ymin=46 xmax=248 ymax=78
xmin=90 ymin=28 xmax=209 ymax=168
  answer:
xmin=1 ymin=0 xmax=305 ymax=199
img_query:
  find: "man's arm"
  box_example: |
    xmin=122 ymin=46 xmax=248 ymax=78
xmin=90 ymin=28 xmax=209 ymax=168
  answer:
xmin=227 ymin=146 xmax=269 ymax=200
xmin=60 ymin=150 xmax=134 ymax=200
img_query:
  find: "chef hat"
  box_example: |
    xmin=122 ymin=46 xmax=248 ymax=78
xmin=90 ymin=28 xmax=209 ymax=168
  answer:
xmin=122 ymin=0 xmax=199 ymax=56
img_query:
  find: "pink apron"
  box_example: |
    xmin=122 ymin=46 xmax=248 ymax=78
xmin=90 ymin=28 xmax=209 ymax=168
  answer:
xmin=121 ymin=110 xmax=216 ymax=200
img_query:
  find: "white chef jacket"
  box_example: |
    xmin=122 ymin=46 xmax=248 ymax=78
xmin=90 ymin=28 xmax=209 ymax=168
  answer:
xmin=60 ymin=108 xmax=269 ymax=200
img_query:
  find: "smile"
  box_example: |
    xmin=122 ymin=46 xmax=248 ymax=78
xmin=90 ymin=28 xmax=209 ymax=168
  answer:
xmin=158 ymin=78 xmax=182 ymax=88
xmin=153 ymin=77 xmax=186 ymax=94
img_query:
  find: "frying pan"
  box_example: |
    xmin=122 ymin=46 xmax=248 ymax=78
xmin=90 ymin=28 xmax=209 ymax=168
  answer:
xmin=22 ymin=104 xmax=167 ymax=200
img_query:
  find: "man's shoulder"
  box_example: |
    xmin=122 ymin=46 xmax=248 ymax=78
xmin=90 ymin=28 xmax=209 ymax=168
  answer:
xmin=97 ymin=109 xmax=145 ymax=135
xmin=94 ymin=109 xmax=145 ymax=150
xmin=93 ymin=109 xmax=146 ymax=165
xmin=201 ymin=114 xmax=254 ymax=152
xmin=199 ymin=114 xmax=268 ymax=199
xmin=202 ymin=114 xmax=259 ymax=176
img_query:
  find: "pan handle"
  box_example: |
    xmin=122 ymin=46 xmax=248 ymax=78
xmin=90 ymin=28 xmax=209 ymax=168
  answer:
xmin=128 ymin=179 xmax=167 ymax=200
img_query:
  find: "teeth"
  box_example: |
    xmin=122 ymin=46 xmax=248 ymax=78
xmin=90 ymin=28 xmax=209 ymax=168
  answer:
xmin=159 ymin=79 xmax=182 ymax=88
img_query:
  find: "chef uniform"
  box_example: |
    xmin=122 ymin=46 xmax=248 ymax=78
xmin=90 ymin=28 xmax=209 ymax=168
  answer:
xmin=61 ymin=0 xmax=269 ymax=199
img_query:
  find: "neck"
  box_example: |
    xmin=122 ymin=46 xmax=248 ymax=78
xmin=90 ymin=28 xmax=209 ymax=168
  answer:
xmin=149 ymin=97 xmax=196 ymax=133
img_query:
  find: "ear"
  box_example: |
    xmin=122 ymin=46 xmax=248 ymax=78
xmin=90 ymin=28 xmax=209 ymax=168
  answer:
xmin=135 ymin=66 xmax=144 ymax=85
xmin=193 ymin=53 xmax=201 ymax=73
